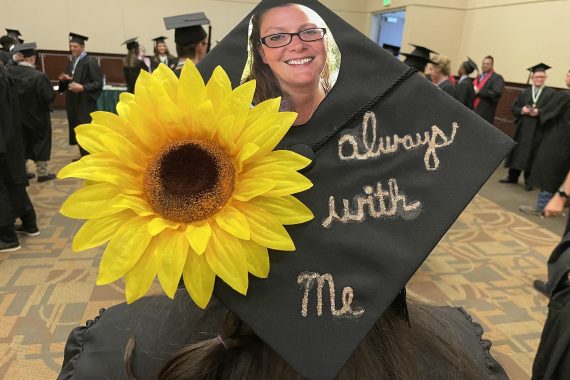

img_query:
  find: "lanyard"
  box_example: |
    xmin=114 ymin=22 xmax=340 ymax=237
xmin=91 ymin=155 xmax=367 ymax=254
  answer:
xmin=531 ymin=86 xmax=543 ymax=106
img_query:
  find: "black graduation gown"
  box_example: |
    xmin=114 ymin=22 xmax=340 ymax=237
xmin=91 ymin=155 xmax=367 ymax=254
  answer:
xmin=505 ymin=86 xmax=556 ymax=173
xmin=528 ymin=90 xmax=570 ymax=192
xmin=60 ymin=54 xmax=103 ymax=145
xmin=57 ymin=292 xmax=507 ymax=380
xmin=438 ymin=78 xmax=455 ymax=97
xmin=123 ymin=59 xmax=148 ymax=94
xmin=7 ymin=64 xmax=56 ymax=161
xmin=474 ymin=72 xmax=505 ymax=124
xmin=455 ymin=77 xmax=475 ymax=110
xmin=150 ymin=55 xmax=177 ymax=72
xmin=0 ymin=50 xmax=11 ymax=65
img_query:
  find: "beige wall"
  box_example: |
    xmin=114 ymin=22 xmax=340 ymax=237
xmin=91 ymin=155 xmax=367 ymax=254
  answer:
xmin=3 ymin=0 xmax=568 ymax=86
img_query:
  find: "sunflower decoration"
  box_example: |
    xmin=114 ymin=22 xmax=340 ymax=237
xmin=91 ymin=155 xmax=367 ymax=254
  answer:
xmin=58 ymin=61 xmax=314 ymax=308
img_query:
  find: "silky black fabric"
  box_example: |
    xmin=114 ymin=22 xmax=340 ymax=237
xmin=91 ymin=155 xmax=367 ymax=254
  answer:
xmin=455 ymin=77 xmax=475 ymax=110
xmin=57 ymin=292 xmax=507 ymax=380
xmin=150 ymin=55 xmax=178 ymax=72
xmin=123 ymin=59 xmax=149 ymax=94
xmin=474 ymin=72 xmax=505 ymax=124
xmin=528 ymin=90 xmax=570 ymax=193
xmin=438 ymin=79 xmax=455 ymax=98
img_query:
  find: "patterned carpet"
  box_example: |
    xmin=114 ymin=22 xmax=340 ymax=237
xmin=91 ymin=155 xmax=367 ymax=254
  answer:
xmin=0 ymin=115 xmax=560 ymax=379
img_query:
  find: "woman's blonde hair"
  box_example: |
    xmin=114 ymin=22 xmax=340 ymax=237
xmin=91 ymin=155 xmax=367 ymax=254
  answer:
xmin=431 ymin=55 xmax=451 ymax=76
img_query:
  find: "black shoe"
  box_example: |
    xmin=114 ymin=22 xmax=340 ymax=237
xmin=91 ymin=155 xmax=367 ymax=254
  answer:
xmin=524 ymin=184 xmax=534 ymax=191
xmin=37 ymin=173 xmax=56 ymax=183
xmin=0 ymin=239 xmax=21 ymax=253
xmin=27 ymin=172 xmax=36 ymax=180
xmin=15 ymin=224 xmax=40 ymax=237
xmin=519 ymin=205 xmax=541 ymax=216
xmin=533 ymin=280 xmax=549 ymax=297
xmin=499 ymin=177 xmax=517 ymax=184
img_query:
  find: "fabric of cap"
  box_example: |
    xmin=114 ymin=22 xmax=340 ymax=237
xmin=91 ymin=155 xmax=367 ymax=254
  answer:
xmin=409 ymin=43 xmax=437 ymax=60
xmin=464 ymin=56 xmax=478 ymax=74
xmin=193 ymin=0 xmax=514 ymax=378
xmin=11 ymin=42 xmax=37 ymax=57
xmin=152 ymin=36 xmax=168 ymax=44
xmin=69 ymin=32 xmax=88 ymax=44
xmin=5 ymin=29 xmax=21 ymax=37
xmin=527 ymin=63 xmax=551 ymax=73
xmin=163 ymin=12 xmax=210 ymax=46
xmin=400 ymin=52 xmax=431 ymax=71
xmin=122 ymin=37 xmax=139 ymax=50
xmin=382 ymin=43 xmax=400 ymax=56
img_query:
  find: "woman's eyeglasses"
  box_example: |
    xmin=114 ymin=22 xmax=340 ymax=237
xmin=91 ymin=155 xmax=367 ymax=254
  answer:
xmin=260 ymin=28 xmax=326 ymax=48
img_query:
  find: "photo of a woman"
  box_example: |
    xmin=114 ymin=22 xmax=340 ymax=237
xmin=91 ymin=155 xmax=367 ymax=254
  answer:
xmin=242 ymin=3 xmax=340 ymax=125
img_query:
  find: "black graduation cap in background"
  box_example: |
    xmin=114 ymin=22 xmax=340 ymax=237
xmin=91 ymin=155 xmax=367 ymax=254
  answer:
xmin=163 ymin=12 xmax=212 ymax=52
xmin=11 ymin=42 xmax=37 ymax=57
xmin=5 ymin=28 xmax=21 ymax=38
xmin=152 ymin=36 xmax=168 ymax=45
xmin=194 ymin=0 xmax=514 ymax=378
xmin=527 ymin=63 xmax=551 ymax=73
xmin=461 ymin=56 xmax=478 ymax=75
xmin=69 ymin=32 xmax=88 ymax=45
xmin=382 ymin=43 xmax=400 ymax=57
xmin=122 ymin=37 xmax=139 ymax=50
xmin=399 ymin=52 xmax=431 ymax=71
xmin=409 ymin=43 xmax=437 ymax=61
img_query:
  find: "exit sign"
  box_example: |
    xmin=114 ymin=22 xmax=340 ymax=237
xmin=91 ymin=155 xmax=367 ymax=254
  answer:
xmin=383 ymin=0 xmax=391 ymax=5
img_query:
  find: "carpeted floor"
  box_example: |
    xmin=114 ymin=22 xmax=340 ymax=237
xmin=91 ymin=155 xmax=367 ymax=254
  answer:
xmin=0 ymin=113 xmax=566 ymax=379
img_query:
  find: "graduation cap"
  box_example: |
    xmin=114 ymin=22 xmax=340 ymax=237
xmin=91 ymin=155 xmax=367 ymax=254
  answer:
xmin=152 ymin=36 xmax=168 ymax=45
xmin=69 ymin=32 xmax=88 ymax=45
xmin=189 ymin=0 xmax=514 ymax=378
xmin=528 ymin=63 xmax=551 ymax=73
xmin=163 ymin=12 xmax=211 ymax=51
xmin=122 ymin=37 xmax=139 ymax=50
xmin=409 ymin=43 xmax=437 ymax=61
xmin=11 ymin=42 xmax=37 ymax=57
xmin=5 ymin=29 xmax=21 ymax=38
xmin=462 ymin=56 xmax=478 ymax=75
xmin=400 ymin=52 xmax=431 ymax=71
xmin=382 ymin=43 xmax=400 ymax=57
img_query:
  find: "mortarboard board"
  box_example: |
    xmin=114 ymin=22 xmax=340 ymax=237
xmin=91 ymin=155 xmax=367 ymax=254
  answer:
xmin=382 ymin=43 xmax=400 ymax=57
xmin=5 ymin=29 xmax=21 ymax=38
xmin=193 ymin=1 xmax=513 ymax=378
xmin=527 ymin=63 xmax=551 ymax=73
xmin=122 ymin=37 xmax=139 ymax=51
xmin=11 ymin=42 xmax=37 ymax=57
xmin=400 ymin=52 xmax=431 ymax=71
xmin=463 ymin=56 xmax=478 ymax=74
xmin=69 ymin=32 xmax=88 ymax=45
xmin=152 ymin=36 xmax=168 ymax=45
xmin=163 ymin=12 xmax=210 ymax=47
xmin=17 ymin=38 xmax=24 ymax=44
xmin=409 ymin=43 xmax=437 ymax=61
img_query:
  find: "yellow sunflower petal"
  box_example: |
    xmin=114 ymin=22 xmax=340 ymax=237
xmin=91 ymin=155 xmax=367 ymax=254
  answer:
xmin=232 ymin=177 xmax=275 ymax=201
xmin=235 ymin=202 xmax=295 ymax=251
xmin=249 ymin=150 xmax=312 ymax=171
xmin=246 ymin=97 xmax=281 ymax=125
xmin=242 ymin=164 xmax=313 ymax=197
xmin=72 ymin=210 xmax=134 ymax=252
xmin=218 ymin=80 xmax=256 ymax=141
xmin=205 ymin=228 xmax=248 ymax=295
xmin=148 ymin=217 xmax=180 ymax=236
xmin=109 ymin=194 xmax=154 ymax=217
xmin=206 ymin=66 xmax=232 ymax=111
xmin=214 ymin=115 xmax=236 ymax=152
xmin=151 ymin=63 xmax=179 ymax=103
xmin=60 ymin=183 xmax=123 ymax=219
xmin=250 ymin=195 xmax=314 ymax=225
xmin=244 ymin=241 xmax=269 ymax=278
xmin=97 ymin=216 xmax=152 ymax=285
xmin=183 ymin=250 xmax=216 ymax=309
xmin=234 ymin=112 xmax=297 ymax=159
xmin=116 ymin=92 xmax=135 ymax=120
xmin=178 ymin=60 xmax=207 ymax=113
xmin=214 ymin=205 xmax=250 ymax=240
xmin=99 ymin=132 xmax=150 ymax=165
xmin=234 ymin=142 xmax=260 ymax=173
xmin=125 ymin=237 xmax=159 ymax=304
xmin=156 ymin=229 xmax=189 ymax=299
xmin=185 ymin=222 xmax=212 ymax=255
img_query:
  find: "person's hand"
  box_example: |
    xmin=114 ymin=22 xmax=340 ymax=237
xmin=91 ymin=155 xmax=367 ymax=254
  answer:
xmin=474 ymin=86 xmax=480 ymax=94
xmin=521 ymin=105 xmax=531 ymax=115
xmin=530 ymin=107 xmax=539 ymax=117
xmin=68 ymin=82 xmax=84 ymax=93
xmin=14 ymin=52 xmax=24 ymax=62
xmin=59 ymin=73 xmax=72 ymax=81
xmin=542 ymin=194 xmax=567 ymax=217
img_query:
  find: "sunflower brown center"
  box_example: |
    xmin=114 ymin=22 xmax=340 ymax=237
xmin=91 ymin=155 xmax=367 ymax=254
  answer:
xmin=144 ymin=139 xmax=235 ymax=223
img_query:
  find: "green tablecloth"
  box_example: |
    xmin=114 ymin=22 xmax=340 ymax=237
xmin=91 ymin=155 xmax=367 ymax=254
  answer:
xmin=97 ymin=86 xmax=127 ymax=113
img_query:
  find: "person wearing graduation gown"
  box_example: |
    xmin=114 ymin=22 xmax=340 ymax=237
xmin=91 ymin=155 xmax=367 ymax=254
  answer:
xmin=163 ymin=12 xmax=211 ymax=75
xmin=473 ymin=56 xmax=504 ymax=124
xmin=501 ymin=64 xmax=556 ymax=190
xmin=7 ymin=43 xmax=57 ymax=182
xmin=150 ymin=37 xmax=177 ymax=72
xmin=455 ymin=58 xmax=477 ymax=110
xmin=122 ymin=38 xmax=149 ymax=94
xmin=0 ymin=62 xmax=38 ymax=252
xmin=428 ymin=54 xmax=455 ymax=97
xmin=0 ymin=35 xmax=15 ymax=65
xmin=58 ymin=33 xmax=103 ymax=157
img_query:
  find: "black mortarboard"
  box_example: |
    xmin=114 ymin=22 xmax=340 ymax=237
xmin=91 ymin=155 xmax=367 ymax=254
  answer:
xmin=17 ymin=38 xmax=24 ymax=44
xmin=152 ymin=36 xmax=168 ymax=45
xmin=462 ymin=56 xmax=478 ymax=75
xmin=400 ymin=52 xmax=431 ymax=71
xmin=5 ymin=29 xmax=21 ymax=38
xmin=527 ymin=63 xmax=551 ymax=73
xmin=193 ymin=0 xmax=514 ymax=378
xmin=69 ymin=32 xmax=88 ymax=45
xmin=122 ymin=37 xmax=139 ymax=51
xmin=11 ymin=42 xmax=37 ymax=57
xmin=382 ymin=43 xmax=400 ymax=57
xmin=409 ymin=43 xmax=437 ymax=61
xmin=163 ymin=12 xmax=210 ymax=46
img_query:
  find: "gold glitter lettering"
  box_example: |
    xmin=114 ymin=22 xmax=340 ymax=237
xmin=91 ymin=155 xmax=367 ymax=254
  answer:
xmin=338 ymin=111 xmax=459 ymax=171
xmin=297 ymin=272 xmax=364 ymax=318
xmin=322 ymin=178 xmax=421 ymax=228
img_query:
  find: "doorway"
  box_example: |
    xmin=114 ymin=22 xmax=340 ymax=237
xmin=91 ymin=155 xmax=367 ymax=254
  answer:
xmin=371 ymin=10 xmax=406 ymax=54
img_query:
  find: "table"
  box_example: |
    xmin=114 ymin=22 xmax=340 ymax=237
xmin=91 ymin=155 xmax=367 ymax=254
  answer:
xmin=96 ymin=85 xmax=127 ymax=113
